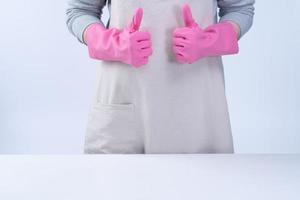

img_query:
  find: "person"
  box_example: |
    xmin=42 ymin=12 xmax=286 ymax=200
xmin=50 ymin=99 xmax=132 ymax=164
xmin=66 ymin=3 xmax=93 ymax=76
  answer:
xmin=66 ymin=0 xmax=255 ymax=154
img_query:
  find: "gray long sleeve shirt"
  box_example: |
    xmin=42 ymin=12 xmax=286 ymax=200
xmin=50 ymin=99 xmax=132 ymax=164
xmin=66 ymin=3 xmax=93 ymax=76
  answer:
xmin=66 ymin=0 xmax=255 ymax=44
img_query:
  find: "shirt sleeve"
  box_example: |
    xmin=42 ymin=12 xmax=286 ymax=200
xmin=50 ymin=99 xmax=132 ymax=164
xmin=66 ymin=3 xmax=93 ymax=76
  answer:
xmin=217 ymin=0 xmax=255 ymax=38
xmin=66 ymin=0 xmax=107 ymax=44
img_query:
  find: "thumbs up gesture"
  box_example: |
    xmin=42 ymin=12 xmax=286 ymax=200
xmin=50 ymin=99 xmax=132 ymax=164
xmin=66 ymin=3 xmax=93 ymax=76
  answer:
xmin=85 ymin=8 xmax=153 ymax=68
xmin=172 ymin=4 xmax=239 ymax=64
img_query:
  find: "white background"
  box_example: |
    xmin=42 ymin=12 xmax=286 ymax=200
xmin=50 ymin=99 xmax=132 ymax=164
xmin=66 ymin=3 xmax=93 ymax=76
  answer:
xmin=0 ymin=0 xmax=299 ymax=154
xmin=1 ymin=155 xmax=299 ymax=200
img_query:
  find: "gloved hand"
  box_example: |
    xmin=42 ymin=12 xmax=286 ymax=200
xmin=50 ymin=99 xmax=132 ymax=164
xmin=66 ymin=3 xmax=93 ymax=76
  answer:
xmin=172 ymin=4 xmax=239 ymax=64
xmin=84 ymin=8 xmax=153 ymax=68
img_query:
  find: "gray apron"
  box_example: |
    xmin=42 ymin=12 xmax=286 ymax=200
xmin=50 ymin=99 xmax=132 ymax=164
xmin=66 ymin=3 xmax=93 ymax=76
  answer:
xmin=84 ymin=0 xmax=234 ymax=154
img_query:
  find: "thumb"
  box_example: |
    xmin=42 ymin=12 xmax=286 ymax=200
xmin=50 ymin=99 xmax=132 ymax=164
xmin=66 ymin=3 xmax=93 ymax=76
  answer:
xmin=182 ymin=4 xmax=198 ymax=28
xmin=128 ymin=8 xmax=144 ymax=33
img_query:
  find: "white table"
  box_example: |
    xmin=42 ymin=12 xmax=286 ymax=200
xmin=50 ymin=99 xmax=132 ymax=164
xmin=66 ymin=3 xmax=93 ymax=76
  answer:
xmin=0 ymin=154 xmax=299 ymax=200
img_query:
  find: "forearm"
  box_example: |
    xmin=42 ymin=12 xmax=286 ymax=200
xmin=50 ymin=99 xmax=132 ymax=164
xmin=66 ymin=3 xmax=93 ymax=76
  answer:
xmin=224 ymin=20 xmax=241 ymax=39
xmin=66 ymin=0 xmax=107 ymax=44
xmin=217 ymin=0 xmax=255 ymax=39
xmin=82 ymin=22 xmax=105 ymax=45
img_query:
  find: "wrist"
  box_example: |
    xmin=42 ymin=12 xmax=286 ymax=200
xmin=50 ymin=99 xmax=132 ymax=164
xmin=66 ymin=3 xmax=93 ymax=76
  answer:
xmin=199 ymin=21 xmax=239 ymax=57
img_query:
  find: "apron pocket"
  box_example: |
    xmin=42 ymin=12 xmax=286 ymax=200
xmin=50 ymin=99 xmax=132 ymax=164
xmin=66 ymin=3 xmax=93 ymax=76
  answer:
xmin=84 ymin=102 xmax=144 ymax=154
xmin=95 ymin=102 xmax=135 ymax=110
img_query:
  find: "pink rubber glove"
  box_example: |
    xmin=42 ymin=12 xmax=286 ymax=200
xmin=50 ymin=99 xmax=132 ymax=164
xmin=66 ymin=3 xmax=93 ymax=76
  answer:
xmin=172 ymin=4 xmax=239 ymax=64
xmin=84 ymin=8 xmax=153 ymax=68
